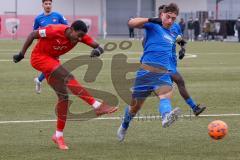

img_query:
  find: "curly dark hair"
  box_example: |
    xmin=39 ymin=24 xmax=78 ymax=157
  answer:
xmin=42 ymin=0 xmax=52 ymax=3
xmin=71 ymin=20 xmax=88 ymax=33
xmin=158 ymin=5 xmax=166 ymax=12
xmin=162 ymin=3 xmax=179 ymax=15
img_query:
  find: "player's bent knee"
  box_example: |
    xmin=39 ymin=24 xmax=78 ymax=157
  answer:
xmin=50 ymin=65 xmax=73 ymax=81
xmin=58 ymin=94 xmax=69 ymax=101
xmin=65 ymin=74 xmax=74 ymax=82
xmin=158 ymin=89 xmax=173 ymax=99
xmin=155 ymin=85 xmax=172 ymax=98
xmin=129 ymin=105 xmax=140 ymax=114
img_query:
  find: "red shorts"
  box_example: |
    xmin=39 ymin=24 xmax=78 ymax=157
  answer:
xmin=31 ymin=52 xmax=60 ymax=80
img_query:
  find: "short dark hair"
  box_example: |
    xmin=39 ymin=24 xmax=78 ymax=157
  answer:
xmin=158 ymin=5 xmax=166 ymax=15
xmin=71 ymin=20 xmax=88 ymax=33
xmin=158 ymin=5 xmax=166 ymax=12
xmin=162 ymin=3 xmax=179 ymax=15
xmin=42 ymin=0 xmax=52 ymax=3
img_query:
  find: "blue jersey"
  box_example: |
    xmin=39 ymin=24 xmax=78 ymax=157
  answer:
xmin=170 ymin=22 xmax=182 ymax=56
xmin=33 ymin=12 xmax=68 ymax=30
xmin=169 ymin=22 xmax=182 ymax=72
xmin=140 ymin=22 xmax=175 ymax=71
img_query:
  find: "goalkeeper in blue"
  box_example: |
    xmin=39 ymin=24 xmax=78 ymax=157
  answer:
xmin=33 ymin=0 xmax=68 ymax=94
xmin=117 ymin=3 xmax=182 ymax=142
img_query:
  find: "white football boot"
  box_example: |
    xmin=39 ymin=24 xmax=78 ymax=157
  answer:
xmin=162 ymin=107 xmax=182 ymax=128
xmin=117 ymin=124 xmax=128 ymax=142
xmin=34 ymin=77 xmax=42 ymax=94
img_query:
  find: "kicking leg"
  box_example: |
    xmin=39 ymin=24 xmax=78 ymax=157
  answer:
xmin=48 ymin=65 xmax=118 ymax=116
xmin=171 ymin=72 xmax=206 ymax=116
xmin=117 ymin=98 xmax=146 ymax=142
xmin=155 ymin=85 xmax=182 ymax=128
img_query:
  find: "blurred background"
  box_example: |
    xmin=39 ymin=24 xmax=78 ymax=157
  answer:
xmin=0 ymin=0 xmax=239 ymax=41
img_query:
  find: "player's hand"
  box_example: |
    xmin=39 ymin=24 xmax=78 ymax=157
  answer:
xmin=90 ymin=46 xmax=104 ymax=57
xmin=148 ymin=18 xmax=162 ymax=25
xmin=13 ymin=52 xmax=24 ymax=63
xmin=178 ymin=48 xmax=185 ymax=60
xmin=177 ymin=39 xmax=187 ymax=47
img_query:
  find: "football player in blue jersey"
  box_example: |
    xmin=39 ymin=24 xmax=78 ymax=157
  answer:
xmin=117 ymin=3 xmax=182 ymax=142
xmin=141 ymin=5 xmax=206 ymax=117
xmin=33 ymin=0 xmax=68 ymax=94
xmin=158 ymin=5 xmax=206 ymax=116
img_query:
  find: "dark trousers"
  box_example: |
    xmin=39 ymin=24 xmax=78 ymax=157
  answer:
xmin=238 ymin=29 xmax=240 ymax=42
xmin=129 ymin=28 xmax=134 ymax=38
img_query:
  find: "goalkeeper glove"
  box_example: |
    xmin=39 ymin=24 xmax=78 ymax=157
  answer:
xmin=90 ymin=46 xmax=104 ymax=57
xmin=177 ymin=39 xmax=187 ymax=47
xmin=13 ymin=52 xmax=24 ymax=63
xmin=178 ymin=48 xmax=185 ymax=60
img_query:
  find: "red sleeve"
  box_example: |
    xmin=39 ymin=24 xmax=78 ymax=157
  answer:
xmin=80 ymin=34 xmax=94 ymax=46
xmin=37 ymin=25 xmax=55 ymax=38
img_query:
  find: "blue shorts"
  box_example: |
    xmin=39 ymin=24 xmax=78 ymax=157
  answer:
xmin=169 ymin=57 xmax=178 ymax=74
xmin=132 ymin=69 xmax=172 ymax=99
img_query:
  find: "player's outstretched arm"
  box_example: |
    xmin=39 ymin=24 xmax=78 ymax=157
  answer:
xmin=13 ymin=31 xmax=39 ymax=63
xmin=148 ymin=18 xmax=162 ymax=25
xmin=128 ymin=18 xmax=149 ymax=29
xmin=20 ymin=31 xmax=39 ymax=56
xmin=90 ymin=42 xmax=104 ymax=58
xmin=80 ymin=34 xmax=104 ymax=58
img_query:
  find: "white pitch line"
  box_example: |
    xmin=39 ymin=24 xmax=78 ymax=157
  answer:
xmin=0 ymin=50 xmax=239 ymax=55
xmin=0 ymin=58 xmax=140 ymax=62
xmin=0 ymin=53 xmax=198 ymax=62
xmin=0 ymin=113 xmax=239 ymax=124
xmin=0 ymin=52 xmax=198 ymax=55
xmin=0 ymin=119 xmax=57 ymax=124
xmin=0 ymin=51 xmax=143 ymax=55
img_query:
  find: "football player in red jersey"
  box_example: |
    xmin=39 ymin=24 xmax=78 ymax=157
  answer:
xmin=13 ymin=20 xmax=118 ymax=150
xmin=33 ymin=0 xmax=68 ymax=94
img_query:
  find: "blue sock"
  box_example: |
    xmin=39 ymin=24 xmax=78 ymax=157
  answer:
xmin=121 ymin=106 xmax=134 ymax=129
xmin=38 ymin=73 xmax=45 ymax=82
xmin=185 ymin=97 xmax=197 ymax=110
xmin=159 ymin=98 xmax=172 ymax=119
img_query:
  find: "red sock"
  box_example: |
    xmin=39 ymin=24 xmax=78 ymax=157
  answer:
xmin=56 ymin=100 xmax=69 ymax=132
xmin=66 ymin=78 xmax=96 ymax=105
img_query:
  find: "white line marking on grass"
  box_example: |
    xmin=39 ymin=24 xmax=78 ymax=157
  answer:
xmin=0 ymin=58 xmax=140 ymax=62
xmin=0 ymin=59 xmax=14 ymax=62
xmin=0 ymin=50 xmax=239 ymax=55
xmin=185 ymin=54 xmax=197 ymax=58
xmin=0 ymin=119 xmax=57 ymax=124
xmin=0 ymin=51 xmax=142 ymax=55
xmin=0 ymin=113 xmax=239 ymax=124
xmin=0 ymin=51 xmax=198 ymax=56
xmin=0 ymin=54 xmax=197 ymax=62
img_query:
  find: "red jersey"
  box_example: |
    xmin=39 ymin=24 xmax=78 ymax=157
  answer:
xmin=32 ymin=24 xmax=94 ymax=57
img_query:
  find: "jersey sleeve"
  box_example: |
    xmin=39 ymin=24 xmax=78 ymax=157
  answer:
xmin=33 ymin=17 xmax=40 ymax=30
xmin=37 ymin=26 xmax=55 ymax=38
xmin=143 ymin=22 xmax=155 ymax=30
xmin=58 ymin=13 xmax=68 ymax=25
xmin=175 ymin=23 xmax=182 ymax=36
xmin=80 ymin=34 xmax=94 ymax=46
